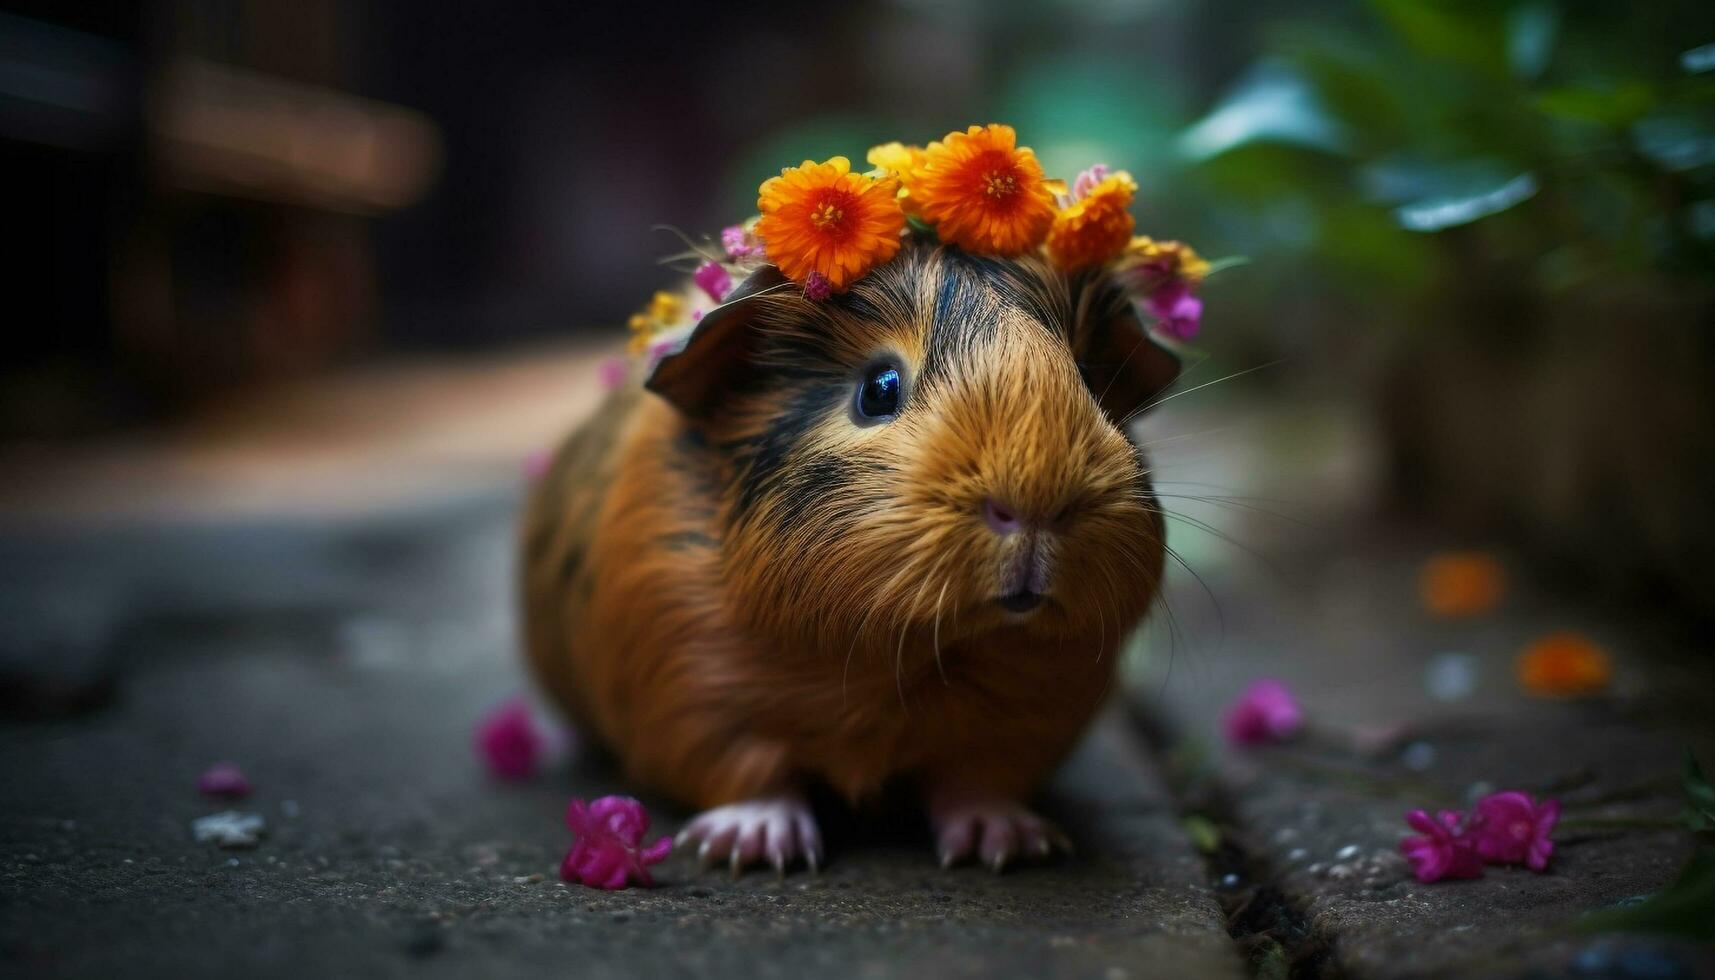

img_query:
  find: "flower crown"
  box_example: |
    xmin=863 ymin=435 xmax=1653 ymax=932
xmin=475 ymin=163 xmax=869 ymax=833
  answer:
xmin=628 ymin=123 xmax=1211 ymax=364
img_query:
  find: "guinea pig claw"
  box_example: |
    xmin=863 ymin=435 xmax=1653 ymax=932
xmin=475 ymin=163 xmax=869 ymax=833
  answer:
xmin=989 ymin=852 xmax=1009 ymax=874
xmin=680 ymin=795 xmax=822 ymax=878
xmin=939 ymin=850 xmax=957 ymax=871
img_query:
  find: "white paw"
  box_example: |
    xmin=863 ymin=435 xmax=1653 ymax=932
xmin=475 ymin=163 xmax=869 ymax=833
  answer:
xmin=930 ymin=796 xmax=1072 ymax=872
xmin=674 ymin=794 xmax=823 ymax=876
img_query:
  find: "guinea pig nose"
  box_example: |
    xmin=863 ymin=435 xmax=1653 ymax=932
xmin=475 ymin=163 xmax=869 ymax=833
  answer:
xmin=983 ymin=497 xmax=1024 ymax=536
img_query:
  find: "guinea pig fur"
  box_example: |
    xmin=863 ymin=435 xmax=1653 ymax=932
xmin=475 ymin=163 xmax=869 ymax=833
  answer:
xmin=520 ymin=239 xmax=1180 ymax=873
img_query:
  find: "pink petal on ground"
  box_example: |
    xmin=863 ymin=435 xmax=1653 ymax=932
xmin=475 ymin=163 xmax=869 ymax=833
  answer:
xmin=474 ymin=697 xmax=543 ymax=781
xmin=1472 ymin=791 xmax=1559 ymax=871
xmin=1400 ymin=808 xmax=1484 ymax=883
xmin=197 ymin=762 xmax=253 ymax=799
xmin=559 ymin=795 xmax=672 ymax=890
xmin=1221 ymin=679 xmax=1304 ymax=745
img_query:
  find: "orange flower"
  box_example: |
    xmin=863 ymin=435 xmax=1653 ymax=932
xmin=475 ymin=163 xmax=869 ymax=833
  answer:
xmin=1517 ymin=632 xmax=1612 ymax=697
xmin=1046 ymin=170 xmax=1138 ymax=270
xmin=1419 ymin=551 xmax=1506 ymax=618
xmin=911 ymin=124 xmax=1057 ymax=255
xmin=757 ymin=156 xmax=904 ymax=292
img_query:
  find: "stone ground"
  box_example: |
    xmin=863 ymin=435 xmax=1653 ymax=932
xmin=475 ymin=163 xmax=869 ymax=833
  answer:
xmin=2 ymin=345 xmax=1712 ymax=979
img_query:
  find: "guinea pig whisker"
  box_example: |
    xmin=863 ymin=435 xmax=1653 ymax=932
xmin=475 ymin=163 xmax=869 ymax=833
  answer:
xmin=1152 ymin=488 xmax=1308 ymax=527
xmin=842 ymin=603 xmax=872 ymax=706
xmin=1118 ymin=360 xmax=1283 ymax=428
xmin=1135 ymin=497 xmax=1288 ymax=580
xmin=649 ymin=223 xmax=725 ymax=265
xmin=932 ymin=579 xmax=949 ymax=687
xmin=840 ymin=557 xmax=924 ymax=704
xmin=896 ymin=617 xmax=910 ymax=712
xmin=1131 ymin=425 xmax=1237 ymax=452
xmin=1160 ymin=540 xmax=1228 ymax=652
xmin=1094 ymin=586 xmax=1106 ymax=660
xmin=1094 ymin=333 xmax=1154 ymax=414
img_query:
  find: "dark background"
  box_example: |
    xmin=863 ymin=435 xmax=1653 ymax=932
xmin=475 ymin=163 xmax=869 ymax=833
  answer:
xmin=4 ymin=0 xmax=1714 ymax=614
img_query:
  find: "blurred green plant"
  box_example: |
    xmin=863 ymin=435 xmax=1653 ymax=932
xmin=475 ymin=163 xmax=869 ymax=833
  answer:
xmin=1573 ymin=750 xmax=1715 ymax=941
xmin=1176 ymin=0 xmax=1715 ymax=311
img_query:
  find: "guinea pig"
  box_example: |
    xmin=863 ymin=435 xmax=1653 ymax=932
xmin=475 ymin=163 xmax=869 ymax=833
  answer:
xmin=520 ymin=237 xmax=1180 ymax=874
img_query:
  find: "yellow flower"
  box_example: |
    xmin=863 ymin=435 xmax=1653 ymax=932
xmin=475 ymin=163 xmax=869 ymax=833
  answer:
xmin=910 ymin=124 xmax=1057 ymax=255
xmin=627 ymin=290 xmax=686 ymax=352
xmin=1046 ymin=170 xmax=1138 ymax=270
xmin=756 ymin=156 xmax=905 ymax=292
xmin=1118 ymin=236 xmax=1212 ymax=287
xmin=866 ymin=141 xmax=924 ymax=177
xmin=866 ymin=141 xmax=927 ymax=214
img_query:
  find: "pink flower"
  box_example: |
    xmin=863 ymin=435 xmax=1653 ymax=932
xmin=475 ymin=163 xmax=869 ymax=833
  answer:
xmin=644 ymin=336 xmax=682 ymax=371
xmin=1222 ymin=679 xmax=1304 ymax=745
xmin=197 ymin=762 xmax=252 ymax=798
xmin=693 ymin=261 xmax=731 ymax=303
xmin=597 ymin=356 xmax=628 ymax=390
xmin=1471 ymin=791 xmax=1559 ymax=871
xmin=1071 ymin=163 xmax=1111 ymax=201
xmin=1146 ymin=281 xmax=1203 ymax=341
xmin=521 ymin=450 xmax=552 ymax=481
xmin=475 ymin=697 xmax=543 ymax=781
xmin=721 ymin=224 xmax=762 ymax=259
xmin=1400 ymin=809 xmax=1485 ymax=883
xmin=560 ymin=796 xmax=673 ymax=889
xmin=802 ymin=271 xmax=832 ymax=302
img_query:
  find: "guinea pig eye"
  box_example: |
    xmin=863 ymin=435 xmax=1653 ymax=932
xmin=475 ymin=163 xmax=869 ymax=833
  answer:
xmin=853 ymin=362 xmax=903 ymax=423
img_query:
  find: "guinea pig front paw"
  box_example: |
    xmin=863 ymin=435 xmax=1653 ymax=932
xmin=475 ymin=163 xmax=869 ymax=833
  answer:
xmin=930 ymin=797 xmax=1074 ymax=873
xmin=674 ymin=794 xmax=823 ymax=878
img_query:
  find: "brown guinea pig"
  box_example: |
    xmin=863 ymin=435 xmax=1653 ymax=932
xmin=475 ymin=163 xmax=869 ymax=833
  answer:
xmin=520 ymin=238 xmax=1179 ymax=874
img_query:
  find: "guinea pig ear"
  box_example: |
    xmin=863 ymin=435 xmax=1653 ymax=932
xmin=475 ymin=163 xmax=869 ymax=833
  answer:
xmin=644 ymin=266 xmax=790 ymax=418
xmin=1076 ymin=304 xmax=1182 ymax=424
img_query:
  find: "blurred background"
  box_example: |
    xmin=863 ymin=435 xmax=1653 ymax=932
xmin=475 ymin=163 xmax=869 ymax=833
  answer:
xmin=5 ymin=0 xmax=1712 ymax=617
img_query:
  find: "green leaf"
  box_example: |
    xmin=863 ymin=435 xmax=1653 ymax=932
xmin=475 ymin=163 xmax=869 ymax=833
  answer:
xmin=1507 ymin=2 xmax=1558 ymax=80
xmin=1182 ymin=815 xmax=1222 ymax=854
xmin=1368 ymin=0 xmax=1509 ymax=78
xmin=1633 ymin=115 xmax=1715 ymax=172
xmin=1576 ymin=849 xmax=1715 ymax=942
xmin=1685 ymin=749 xmax=1715 ymax=833
xmin=1177 ymin=63 xmax=1347 ymax=162
xmin=1535 ymin=83 xmax=1656 ymax=127
xmin=1684 ymin=43 xmax=1715 ymax=75
xmin=1394 ymin=172 xmax=1538 ymax=231
xmin=1204 ymin=256 xmax=1252 ymax=277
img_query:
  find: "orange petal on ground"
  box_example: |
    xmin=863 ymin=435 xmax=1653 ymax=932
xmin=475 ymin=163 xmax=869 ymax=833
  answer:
xmin=1516 ymin=631 xmax=1613 ymax=697
xmin=1419 ymin=551 xmax=1506 ymax=618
